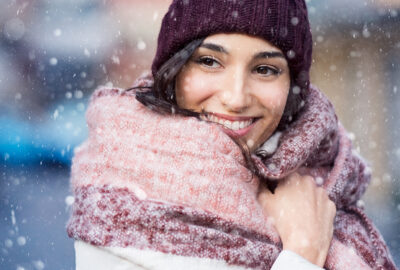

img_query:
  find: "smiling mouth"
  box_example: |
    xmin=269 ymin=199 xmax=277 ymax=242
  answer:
xmin=199 ymin=112 xmax=259 ymax=131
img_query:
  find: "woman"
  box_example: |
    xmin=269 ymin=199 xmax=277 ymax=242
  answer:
xmin=67 ymin=0 xmax=397 ymax=269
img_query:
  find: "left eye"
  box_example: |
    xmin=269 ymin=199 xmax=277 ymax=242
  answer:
xmin=254 ymin=66 xmax=280 ymax=76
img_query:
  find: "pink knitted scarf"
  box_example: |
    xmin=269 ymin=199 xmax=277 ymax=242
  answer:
xmin=67 ymin=74 xmax=397 ymax=269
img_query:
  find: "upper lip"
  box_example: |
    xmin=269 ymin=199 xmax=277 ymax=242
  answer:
xmin=204 ymin=112 xmax=259 ymax=121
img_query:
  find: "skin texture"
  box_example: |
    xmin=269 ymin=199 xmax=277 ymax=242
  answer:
xmin=175 ymin=33 xmax=336 ymax=267
xmin=175 ymin=33 xmax=290 ymax=152
xmin=258 ymin=173 xmax=336 ymax=267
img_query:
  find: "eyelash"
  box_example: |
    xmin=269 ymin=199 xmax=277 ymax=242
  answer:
xmin=195 ymin=56 xmax=221 ymax=68
xmin=194 ymin=56 xmax=282 ymax=76
xmin=253 ymin=65 xmax=282 ymax=76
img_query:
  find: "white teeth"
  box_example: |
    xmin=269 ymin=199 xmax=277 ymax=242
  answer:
xmin=232 ymin=121 xmax=240 ymax=130
xmin=223 ymin=120 xmax=230 ymax=128
xmin=202 ymin=114 xmax=254 ymax=131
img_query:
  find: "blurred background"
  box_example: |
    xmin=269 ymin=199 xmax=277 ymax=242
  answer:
xmin=0 ymin=0 xmax=399 ymax=269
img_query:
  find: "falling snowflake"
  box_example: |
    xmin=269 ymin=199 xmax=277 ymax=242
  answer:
xmin=74 ymin=90 xmax=83 ymax=99
xmin=53 ymin=28 xmax=62 ymax=37
xmin=17 ymin=236 xmax=26 ymax=246
xmin=53 ymin=109 xmax=59 ymax=120
xmin=49 ymin=57 xmax=58 ymax=66
xmin=291 ymin=17 xmax=299 ymax=26
xmin=33 ymin=260 xmax=45 ymax=270
xmin=84 ymin=48 xmax=91 ymax=57
xmin=65 ymin=196 xmax=75 ymax=206
xmin=137 ymin=40 xmax=146 ymax=50
xmin=4 ymin=239 xmax=13 ymax=248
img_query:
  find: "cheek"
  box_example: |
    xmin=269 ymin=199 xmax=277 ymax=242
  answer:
xmin=257 ymin=88 xmax=289 ymax=115
xmin=176 ymin=71 xmax=218 ymax=109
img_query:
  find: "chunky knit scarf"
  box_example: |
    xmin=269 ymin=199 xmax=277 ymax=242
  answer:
xmin=67 ymin=74 xmax=397 ymax=269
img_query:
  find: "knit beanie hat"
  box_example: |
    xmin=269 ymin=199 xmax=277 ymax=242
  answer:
xmin=151 ymin=0 xmax=313 ymax=91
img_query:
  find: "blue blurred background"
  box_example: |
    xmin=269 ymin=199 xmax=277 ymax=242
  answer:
xmin=0 ymin=0 xmax=399 ymax=269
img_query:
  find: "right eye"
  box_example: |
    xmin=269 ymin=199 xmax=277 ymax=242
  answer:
xmin=195 ymin=56 xmax=221 ymax=68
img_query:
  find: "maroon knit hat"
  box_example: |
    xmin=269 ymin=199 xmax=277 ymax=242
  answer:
xmin=151 ymin=0 xmax=313 ymax=91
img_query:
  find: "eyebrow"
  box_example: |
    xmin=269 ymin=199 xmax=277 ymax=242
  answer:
xmin=200 ymin=42 xmax=285 ymax=60
xmin=200 ymin=43 xmax=229 ymax=54
xmin=253 ymin=51 xmax=285 ymax=60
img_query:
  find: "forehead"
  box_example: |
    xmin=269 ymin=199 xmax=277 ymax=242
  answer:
xmin=202 ymin=33 xmax=283 ymax=54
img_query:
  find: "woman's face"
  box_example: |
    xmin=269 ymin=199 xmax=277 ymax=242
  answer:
xmin=175 ymin=33 xmax=290 ymax=152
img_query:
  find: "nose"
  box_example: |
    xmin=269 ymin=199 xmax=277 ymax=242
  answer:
xmin=219 ymin=68 xmax=251 ymax=113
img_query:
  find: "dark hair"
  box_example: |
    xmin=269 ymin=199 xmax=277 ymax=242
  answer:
xmin=135 ymin=38 xmax=205 ymax=117
xmin=132 ymin=38 xmax=305 ymax=179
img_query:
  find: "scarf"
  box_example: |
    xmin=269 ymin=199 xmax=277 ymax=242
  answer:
xmin=67 ymin=74 xmax=397 ymax=269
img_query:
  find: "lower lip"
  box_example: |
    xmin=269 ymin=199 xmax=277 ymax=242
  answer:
xmin=220 ymin=120 xmax=258 ymax=138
